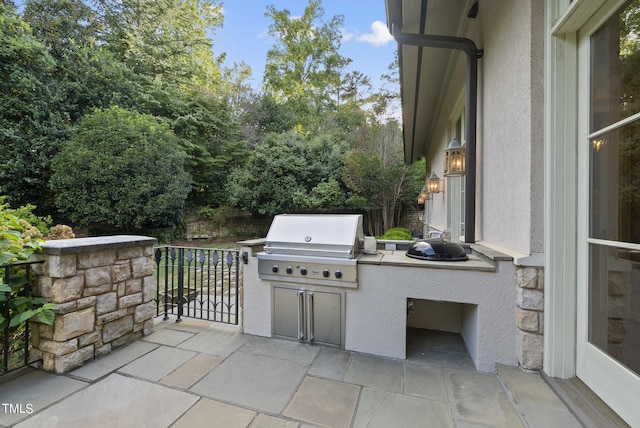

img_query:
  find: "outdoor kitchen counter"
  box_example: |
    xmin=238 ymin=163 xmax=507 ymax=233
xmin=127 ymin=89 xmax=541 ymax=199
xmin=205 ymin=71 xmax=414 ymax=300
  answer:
xmin=242 ymin=238 xmax=518 ymax=372
xmin=350 ymin=243 xmax=518 ymax=372
xmin=357 ymin=249 xmax=500 ymax=272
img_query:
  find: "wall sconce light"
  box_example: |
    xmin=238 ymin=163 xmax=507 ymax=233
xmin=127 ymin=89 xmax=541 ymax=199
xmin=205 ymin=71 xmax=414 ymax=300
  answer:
xmin=417 ymin=186 xmax=428 ymax=205
xmin=444 ymin=138 xmax=466 ymax=176
xmin=427 ymin=172 xmax=442 ymax=193
xmin=592 ymin=139 xmax=606 ymax=151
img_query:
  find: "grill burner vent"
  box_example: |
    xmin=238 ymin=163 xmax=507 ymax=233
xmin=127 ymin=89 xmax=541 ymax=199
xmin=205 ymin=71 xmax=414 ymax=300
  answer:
xmin=406 ymin=238 xmax=468 ymax=261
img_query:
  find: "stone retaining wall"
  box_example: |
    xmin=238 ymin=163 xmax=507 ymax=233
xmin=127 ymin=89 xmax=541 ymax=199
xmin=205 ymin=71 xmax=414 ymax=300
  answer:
xmin=515 ymin=266 xmax=544 ymax=370
xmin=184 ymin=215 xmax=272 ymax=240
xmin=30 ymin=235 xmax=157 ymax=373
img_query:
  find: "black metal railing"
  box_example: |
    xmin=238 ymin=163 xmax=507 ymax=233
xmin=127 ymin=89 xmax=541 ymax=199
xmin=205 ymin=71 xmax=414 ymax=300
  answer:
xmin=153 ymin=247 xmax=239 ymax=325
xmin=1 ymin=260 xmax=44 ymax=375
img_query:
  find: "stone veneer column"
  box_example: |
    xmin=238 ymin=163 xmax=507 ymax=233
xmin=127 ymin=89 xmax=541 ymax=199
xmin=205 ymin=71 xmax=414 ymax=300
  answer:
xmin=30 ymin=235 xmax=157 ymax=373
xmin=515 ymin=266 xmax=544 ymax=370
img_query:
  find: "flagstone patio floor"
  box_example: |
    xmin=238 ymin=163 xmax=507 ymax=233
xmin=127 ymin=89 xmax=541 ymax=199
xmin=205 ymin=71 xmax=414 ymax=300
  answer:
xmin=1 ymin=318 xmax=584 ymax=428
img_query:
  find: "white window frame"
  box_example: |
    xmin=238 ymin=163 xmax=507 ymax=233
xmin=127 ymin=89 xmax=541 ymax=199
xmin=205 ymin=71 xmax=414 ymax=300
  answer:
xmin=544 ymin=0 xmax=582 ymax=378
xmin=544 ymin=0 xmax=633 ymax=385
xmin=574 ymin=3 xmax=640 ymax=424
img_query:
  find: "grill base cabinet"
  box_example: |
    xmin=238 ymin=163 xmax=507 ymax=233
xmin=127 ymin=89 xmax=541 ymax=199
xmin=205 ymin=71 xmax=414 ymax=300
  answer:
xmin=273 ymin=285 xmax=344 ymax=347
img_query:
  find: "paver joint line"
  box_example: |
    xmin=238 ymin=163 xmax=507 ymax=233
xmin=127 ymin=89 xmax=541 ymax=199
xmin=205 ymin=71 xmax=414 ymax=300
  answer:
xmin=496 ymin=369 xmax=530 ymax=428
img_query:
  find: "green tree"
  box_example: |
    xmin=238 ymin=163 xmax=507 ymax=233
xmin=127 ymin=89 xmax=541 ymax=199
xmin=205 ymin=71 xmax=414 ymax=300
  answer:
xmin=263 ymin=0 xmax=351 ymax=129
xmin=23 ymin=0 xmax=244 ymax=210
xmin=371 ymin=53 xmax=401 ymax=121
xmin=222 ymin=60 xmax=254 ymax=113
xmin=23 ymin=0 xmax=100 ymax=60
xmin=339 ymin=70 xmax=373 ymax=106
xmin=24 ymin=0 xmax=147 ymax=124
xmin=343 ymin=121 xmax=424 ymax=235
xmin=50 ymin=107 xmax=191 ymax=231
xmin=238 ymin=93 xmax=298 ymax=146
xmin=96 ymin=0 xmax=224 ymax=88
xmin=227 ymin=131 xmax=347 ymax=215
xmin=0 ymin=3 xmax=70 ymax=212
xmin=144 ymin=86 xmax=246 ymax=207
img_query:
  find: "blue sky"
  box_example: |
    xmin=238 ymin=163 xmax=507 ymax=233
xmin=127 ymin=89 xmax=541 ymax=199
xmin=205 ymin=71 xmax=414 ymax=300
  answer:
xmin=214 ymin=0 xmax=397 ymax=91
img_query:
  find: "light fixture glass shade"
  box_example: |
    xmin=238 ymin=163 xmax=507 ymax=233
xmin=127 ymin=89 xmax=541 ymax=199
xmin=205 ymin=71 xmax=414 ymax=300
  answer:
xmin=427 ymin=172 xmax=441 ymax=193
xmin=417 ymin=186 xmax=428 ymax=204
xmin=444 ymin=139 xmax=466 ymax=176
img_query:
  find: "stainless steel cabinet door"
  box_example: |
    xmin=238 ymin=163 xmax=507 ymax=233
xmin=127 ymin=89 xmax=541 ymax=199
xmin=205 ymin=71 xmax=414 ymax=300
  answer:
xmin=307 ymin=291 xmax=341 ymax=346
xmin=273 ymin=287 xmax=303 ymax=340
xmin=272 ymin=286 xmax=343 ymax=347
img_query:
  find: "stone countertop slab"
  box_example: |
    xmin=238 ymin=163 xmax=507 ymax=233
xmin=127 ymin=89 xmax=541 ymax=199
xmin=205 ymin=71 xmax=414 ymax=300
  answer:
xmin=357 ymin=250 xmax=497 ymax=272
xmin=40 ymin=235 xmax=157 ymax=255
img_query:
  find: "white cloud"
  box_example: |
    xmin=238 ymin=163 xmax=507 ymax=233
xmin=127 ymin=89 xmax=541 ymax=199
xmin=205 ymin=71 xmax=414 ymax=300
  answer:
xmin=341 ymin=27 xmax=354 ymax=42
xmin=356 ymin=20 xmax=393 ymax=47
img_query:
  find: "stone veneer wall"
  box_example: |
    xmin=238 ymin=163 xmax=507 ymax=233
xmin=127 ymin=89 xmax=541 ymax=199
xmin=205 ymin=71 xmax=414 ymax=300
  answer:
xmin=515 ymin=266 xmax=544 ymax=370
xmin=30 ymin=235 xmax=157 ymax=373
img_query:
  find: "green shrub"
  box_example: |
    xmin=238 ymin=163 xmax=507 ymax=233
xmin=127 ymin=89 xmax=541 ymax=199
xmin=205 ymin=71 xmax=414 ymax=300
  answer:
xmin=378 ymin=227 xmax=412 ymax=240
xmin=0 ymin=196 xmax=52 ymax=241
xmin=1 ymin=197 xmax=57 ymax=334
xmin=50 ymin=106 xmax=191 ymax=232
xmin=148 ymin=228 xmax=174 ymax=245
xmin=45 ymin=224 xmax=75 ymax=240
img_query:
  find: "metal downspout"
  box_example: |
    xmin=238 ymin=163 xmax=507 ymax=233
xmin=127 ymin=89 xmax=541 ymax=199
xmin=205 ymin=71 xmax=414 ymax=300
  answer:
xmin=390 ymin=26 xmax=482 ymax=243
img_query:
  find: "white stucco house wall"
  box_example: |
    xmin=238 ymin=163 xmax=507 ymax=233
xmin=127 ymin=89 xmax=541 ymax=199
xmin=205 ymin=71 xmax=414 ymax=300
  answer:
xmin=383 ymin=0 xmax=640 ymax=425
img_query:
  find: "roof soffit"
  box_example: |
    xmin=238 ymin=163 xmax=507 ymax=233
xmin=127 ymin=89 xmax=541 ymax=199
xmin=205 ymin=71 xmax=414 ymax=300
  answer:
xmin=387 ymin=0 xmax=476 ymax=163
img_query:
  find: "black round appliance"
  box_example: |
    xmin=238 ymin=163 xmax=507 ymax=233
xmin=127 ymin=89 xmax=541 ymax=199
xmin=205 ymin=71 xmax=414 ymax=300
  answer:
xmin=406 ymin=238 xmax=468 ymax=261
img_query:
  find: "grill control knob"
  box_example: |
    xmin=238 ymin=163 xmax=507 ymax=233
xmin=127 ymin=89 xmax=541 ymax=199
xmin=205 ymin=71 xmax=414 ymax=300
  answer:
xmin=322 ymin=269 xmax=330 ymax=278
xmin=300 ymin=267 xmax=308 ymax=275
xmin=272 ymin=265 xmax=279 ymax=273
xmin=286 ymin=266 xmax=293 ymax=274
xmin=335 ymin=270 xmax=343 ymax=279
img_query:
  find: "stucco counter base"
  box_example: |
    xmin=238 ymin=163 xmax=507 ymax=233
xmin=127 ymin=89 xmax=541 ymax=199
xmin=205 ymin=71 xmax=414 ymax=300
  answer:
xmin=345 ymin=249 xmax=517 ymax=373
xmin=243 ymin=242 xmax=517 ymax=373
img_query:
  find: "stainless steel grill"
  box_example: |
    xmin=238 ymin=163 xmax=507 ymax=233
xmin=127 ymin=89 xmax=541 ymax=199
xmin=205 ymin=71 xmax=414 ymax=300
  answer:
xmin=257 ymin=214 xmax=363 ymax=288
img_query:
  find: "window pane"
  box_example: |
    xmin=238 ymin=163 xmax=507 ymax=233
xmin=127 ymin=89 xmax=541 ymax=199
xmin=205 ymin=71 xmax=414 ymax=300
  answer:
xmin=589 ymin=121 xmax=640 ymax=244
xmin=455 ymin=116 xmax=462 ymax=141
xmin=589 ymin=244 xmax=640 ymax=376
xmin=590 ymin=0 xmax=640 ymax=132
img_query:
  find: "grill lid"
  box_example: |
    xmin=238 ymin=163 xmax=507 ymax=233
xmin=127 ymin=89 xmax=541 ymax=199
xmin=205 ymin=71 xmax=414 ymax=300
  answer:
xmin=406 ymin=238 xmax=468 ymax=261
xmin=263 ymin=214 xmax=363 ymax=259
